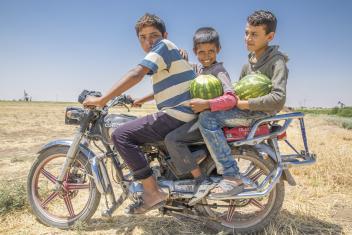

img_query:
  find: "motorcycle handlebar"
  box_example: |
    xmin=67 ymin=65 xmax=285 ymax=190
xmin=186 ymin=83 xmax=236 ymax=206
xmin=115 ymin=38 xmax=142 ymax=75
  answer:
xmin=78 ymin=90 xmax=102 ymax=104
xmin=78 ymin=90 xmax=134 ymax=109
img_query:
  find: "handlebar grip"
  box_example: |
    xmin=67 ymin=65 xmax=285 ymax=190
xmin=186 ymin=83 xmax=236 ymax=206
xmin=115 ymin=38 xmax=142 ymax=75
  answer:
xmin=78 ymin=90 xmax=102 ymax=104
xmin=123 ymin=95 xmax=134 ymax=105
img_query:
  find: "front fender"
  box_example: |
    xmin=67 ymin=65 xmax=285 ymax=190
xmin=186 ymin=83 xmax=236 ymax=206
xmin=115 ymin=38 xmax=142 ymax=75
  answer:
xmin=37 ymin=139 xmax=110 ymax=193
xmin=37 ymin=139 xmax=96 ymax=160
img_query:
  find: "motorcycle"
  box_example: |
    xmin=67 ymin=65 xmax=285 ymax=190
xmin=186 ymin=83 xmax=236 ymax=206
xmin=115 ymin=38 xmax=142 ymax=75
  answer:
xmin=27 ymin=90 xmax=316 ymax=233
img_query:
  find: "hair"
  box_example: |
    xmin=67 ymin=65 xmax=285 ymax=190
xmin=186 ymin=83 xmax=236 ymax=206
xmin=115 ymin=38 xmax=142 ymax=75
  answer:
xmin=193 ymin=27 xmax=221 ymax=49
xmin=247 ymin=10 xmax=277 ymax=34
xmin=135 ymin=13 xmax=166 ymax=36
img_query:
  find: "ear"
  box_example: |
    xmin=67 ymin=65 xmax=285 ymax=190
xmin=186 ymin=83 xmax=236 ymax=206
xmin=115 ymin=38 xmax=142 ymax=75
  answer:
xmin=163 ymin=32 xmax=168 ymax=39
xmin=193 ymin=47 xmax=197 ymax=55
xmin=267 ymin=32 xmax=275 ymax=42
xmin=217 ymin=45 xmax=221 ymax=53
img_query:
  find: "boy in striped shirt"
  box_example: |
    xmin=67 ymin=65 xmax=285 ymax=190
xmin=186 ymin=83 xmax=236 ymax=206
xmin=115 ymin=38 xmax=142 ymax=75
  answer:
xmin=83 ymin=13 xmax=196 ymax=214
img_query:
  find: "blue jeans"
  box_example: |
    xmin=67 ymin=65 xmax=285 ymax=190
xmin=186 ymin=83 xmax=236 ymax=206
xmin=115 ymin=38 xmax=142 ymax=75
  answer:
xmin=198 ymin=108 xmax=266 ymax=177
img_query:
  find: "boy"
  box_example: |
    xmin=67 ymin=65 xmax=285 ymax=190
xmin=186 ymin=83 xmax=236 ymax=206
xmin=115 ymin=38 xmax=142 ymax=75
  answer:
xmin=197 ymin=10 xmax=289 ymax=198
xmin=83 ymin=13 xmax=197 ymax=214
xmin=164 ymin=27 xmax=237 ymax=205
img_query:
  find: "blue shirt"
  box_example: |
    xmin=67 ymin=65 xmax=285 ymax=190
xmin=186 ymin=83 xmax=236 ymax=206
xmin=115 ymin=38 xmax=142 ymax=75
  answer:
xmin=140 ymin=39 xmax=196 ymax=122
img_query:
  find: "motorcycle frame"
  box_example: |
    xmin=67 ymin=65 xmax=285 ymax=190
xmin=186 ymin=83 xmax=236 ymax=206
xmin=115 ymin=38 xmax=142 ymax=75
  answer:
xmin=39 ymin=106 xmax=316 ymax=215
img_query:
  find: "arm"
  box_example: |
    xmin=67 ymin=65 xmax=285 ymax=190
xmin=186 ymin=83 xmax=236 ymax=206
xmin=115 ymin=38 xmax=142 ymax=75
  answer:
xmin=247 ymin=59 xmax=288 ymax=112
xmin=238 ymin=59 xmax=288 ymax=112
xmin=83 ymin=65 xmax=149 ymax=107
xmin=132 ymin=92 xmax=155 ymax=107
xmin=208 ymin=71 xmax=237 ymax=111
xmin=237 ymin=98 xmax=250 ymax=110
xmin=179 ymin=48 xmax=189 ymax=61
xmin=209 ymin=92 xmax=237 ymax=112
xmin=190 ymin=72 xmax=237 ymax=113
xmin=189 ymin=93 xmax=237 ymax=113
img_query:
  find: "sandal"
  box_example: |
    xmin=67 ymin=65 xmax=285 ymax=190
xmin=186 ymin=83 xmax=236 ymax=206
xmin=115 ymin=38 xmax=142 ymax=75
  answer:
xmin=209 ymin=179 xmax=244 ymax=199
xmin=125 ymin=196 xmax=166 ymax=215
xmin=188 ymin=178 xmax=216 ymax=206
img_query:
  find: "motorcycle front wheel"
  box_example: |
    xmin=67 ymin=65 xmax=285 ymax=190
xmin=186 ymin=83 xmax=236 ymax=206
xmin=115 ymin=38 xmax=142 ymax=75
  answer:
xmin=27 ymin=146 xmax=101 ymax=229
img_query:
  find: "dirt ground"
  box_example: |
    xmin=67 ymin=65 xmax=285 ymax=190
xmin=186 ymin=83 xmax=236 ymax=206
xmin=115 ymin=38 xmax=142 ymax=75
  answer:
xmin=0 ymin=101 xmax=351 ymax=234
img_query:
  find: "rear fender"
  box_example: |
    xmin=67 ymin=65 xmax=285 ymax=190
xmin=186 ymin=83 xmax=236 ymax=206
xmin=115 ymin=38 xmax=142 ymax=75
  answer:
xmin=254 ymin=144 xmax=296 ymax=186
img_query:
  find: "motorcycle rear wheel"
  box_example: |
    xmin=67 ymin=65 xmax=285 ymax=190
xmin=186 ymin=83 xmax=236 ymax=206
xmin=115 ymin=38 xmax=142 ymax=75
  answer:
xmin=198 ymin=147 xmax=285 ymax=234
xmin=27 ymin=146 xmax=101 ymax=229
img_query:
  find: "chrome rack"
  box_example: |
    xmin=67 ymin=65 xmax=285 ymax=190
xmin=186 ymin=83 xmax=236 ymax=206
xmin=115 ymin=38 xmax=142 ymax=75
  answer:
xmin=228 ymin=112 xmax=316 ymax=167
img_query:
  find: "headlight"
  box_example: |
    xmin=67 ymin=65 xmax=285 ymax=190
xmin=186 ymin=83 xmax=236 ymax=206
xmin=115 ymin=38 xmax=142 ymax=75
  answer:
xmin=65 ymin=107 xmax=84 ymax=125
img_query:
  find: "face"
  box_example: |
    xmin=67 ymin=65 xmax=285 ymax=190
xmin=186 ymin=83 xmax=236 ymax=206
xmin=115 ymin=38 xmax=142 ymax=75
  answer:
xmin=138 ymin=26 xmax=167 ymax=53
xmin=194 ymin=43 xmax=220 ymax=67
xmin=245 ymin=23 xmax=274 ymax=52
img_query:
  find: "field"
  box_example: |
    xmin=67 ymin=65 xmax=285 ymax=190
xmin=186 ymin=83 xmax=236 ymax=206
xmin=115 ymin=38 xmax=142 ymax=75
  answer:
xmin=295 ymin=107 xmax=352 ymax=117
xmin=0 ymin=101 xmax=351 ymax=234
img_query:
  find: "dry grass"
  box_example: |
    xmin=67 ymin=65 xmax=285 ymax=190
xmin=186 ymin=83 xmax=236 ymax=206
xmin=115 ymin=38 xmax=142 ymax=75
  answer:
xmin=0 ymin=101 xmax=351 ymax=234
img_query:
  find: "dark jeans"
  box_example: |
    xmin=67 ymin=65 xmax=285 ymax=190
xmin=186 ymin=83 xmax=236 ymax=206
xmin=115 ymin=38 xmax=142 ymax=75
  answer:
xmin=164 ymin=119 xmax=202 ymax=175
xmin=111 ymin=112 xmax=184 ymax=180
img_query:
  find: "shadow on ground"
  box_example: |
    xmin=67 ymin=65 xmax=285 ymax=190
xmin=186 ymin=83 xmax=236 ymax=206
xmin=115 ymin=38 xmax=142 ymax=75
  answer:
xmin=77 ymin=209 xmax=344 ymax=235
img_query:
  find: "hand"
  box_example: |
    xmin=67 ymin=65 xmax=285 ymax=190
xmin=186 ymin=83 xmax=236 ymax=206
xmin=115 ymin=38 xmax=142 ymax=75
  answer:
xmin=189 ymin=98 xmax=210 ymax=113
xmin=83 ymin=96 xmax=105 ymax=108
xmin=132 ymin=99 xmax=143 ymax=108
xmin=179 ymin=48 xmax=189 ymax=61
xmin=236 ymin=96 xmax=250 ymax=110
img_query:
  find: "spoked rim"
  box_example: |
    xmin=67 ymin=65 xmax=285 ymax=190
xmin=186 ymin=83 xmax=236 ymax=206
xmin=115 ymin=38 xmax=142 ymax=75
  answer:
xmin=203 ymin=153 xmax=277 ymax=229
xmin=31 ymin=153 xmax=95 ymax=224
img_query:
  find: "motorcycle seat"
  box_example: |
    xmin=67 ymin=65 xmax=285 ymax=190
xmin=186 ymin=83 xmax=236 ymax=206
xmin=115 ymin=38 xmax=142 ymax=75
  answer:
xmin=223 ymin=124 xmax=270 ymax=142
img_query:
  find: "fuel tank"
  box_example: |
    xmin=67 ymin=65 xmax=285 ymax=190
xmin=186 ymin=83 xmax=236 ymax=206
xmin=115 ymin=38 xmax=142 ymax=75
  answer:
xmin=100 ymin=113 xmax=138 ymax=145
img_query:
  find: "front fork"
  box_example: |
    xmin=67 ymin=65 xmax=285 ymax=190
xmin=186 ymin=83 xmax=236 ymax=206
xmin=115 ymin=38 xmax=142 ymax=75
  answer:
xmin=55 ymin=131 xmax=84 ymax=191
xmin=55 ymin=110 xmax=94 ymax=191
xmin=54 ymin=118 xmax=128 ymax=217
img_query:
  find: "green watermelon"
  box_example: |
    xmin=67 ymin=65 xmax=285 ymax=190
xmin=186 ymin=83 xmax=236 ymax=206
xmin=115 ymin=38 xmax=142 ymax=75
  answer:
xmin=190 ymin=74 xmax=223 ymax=100
xmin=233 ymin=73 xmax=272 ymax=100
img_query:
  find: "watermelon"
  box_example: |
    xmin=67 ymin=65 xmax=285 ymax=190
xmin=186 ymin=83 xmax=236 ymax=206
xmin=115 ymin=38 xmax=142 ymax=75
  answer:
xmin=190 ymin=74 xmax=223 ymax=100
xmin=233 ymin=73 xmax=272 ymax=100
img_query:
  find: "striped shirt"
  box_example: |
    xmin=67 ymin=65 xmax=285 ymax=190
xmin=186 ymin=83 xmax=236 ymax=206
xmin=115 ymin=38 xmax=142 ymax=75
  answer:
xmin=140 ymin=39 xmax=196 ymax=122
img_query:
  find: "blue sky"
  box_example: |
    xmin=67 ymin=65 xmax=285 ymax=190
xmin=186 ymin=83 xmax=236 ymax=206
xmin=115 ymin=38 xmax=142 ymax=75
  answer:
xmin=0 ymin=0 xmax=351 ymax=107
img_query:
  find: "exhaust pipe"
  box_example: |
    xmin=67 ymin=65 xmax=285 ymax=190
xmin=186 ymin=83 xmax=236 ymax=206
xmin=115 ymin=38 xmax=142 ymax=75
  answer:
xmin=207 ymin=166 xmax=283 ymax=200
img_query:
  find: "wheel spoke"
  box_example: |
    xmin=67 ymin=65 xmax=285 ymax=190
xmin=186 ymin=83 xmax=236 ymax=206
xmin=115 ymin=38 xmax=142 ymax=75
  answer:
xmin=64 ymin=195 xmax=75 ymax=217
xmin=226 ymin=200 xmax=236 ymax=223
xmin=242 ymin=163 xmax=256 ymax=177
xmin=41 ymin=168 xmax=57 ymax=184
xmin=250 ymin=169 xmax=265 ymax=182
xmin=66 ymin=183 xmax=90 ymax=190
xmin=250 ymin=198 xmax=265 ymax=210
xmin=41 ymin=191 xmax=59 ymax=208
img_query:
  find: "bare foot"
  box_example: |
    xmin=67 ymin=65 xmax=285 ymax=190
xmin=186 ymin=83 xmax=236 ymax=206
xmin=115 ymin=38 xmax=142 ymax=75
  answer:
xmin=142 ymin=190 xmax=167 ymax=208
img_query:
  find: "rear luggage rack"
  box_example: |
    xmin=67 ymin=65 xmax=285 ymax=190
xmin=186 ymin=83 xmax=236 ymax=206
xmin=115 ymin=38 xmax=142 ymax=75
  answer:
xmin=228 ymin=112 xmax=316 ymax=166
